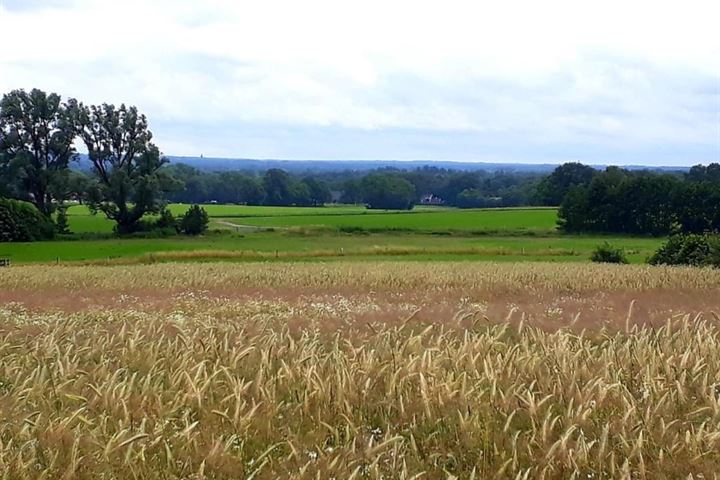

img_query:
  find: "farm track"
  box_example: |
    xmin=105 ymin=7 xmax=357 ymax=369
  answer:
xmin=213 ymin=220 xmax=283 ymax=231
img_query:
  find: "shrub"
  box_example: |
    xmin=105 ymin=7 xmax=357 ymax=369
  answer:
xmin=180 ymin=205 xmax=209 ymax=235
xmin=128 ymin=208 xmax=178 ymax=236
xmin=154 ymin=208 xmax=178 ymax=233
xmin=0 ymin=198 xmax=55 ymax=242
xmin=649 ymin=234 xmax=720 ymax=267
xmin=55 ymin=206 xmax=71 ymax=234
xmin=590 ymin=242 xmax=628 ymax=264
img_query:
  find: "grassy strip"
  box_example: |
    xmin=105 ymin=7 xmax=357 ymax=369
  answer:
xmin=72 ymin=245 xmax=581 ymax=265
xmin=0 ymin=231 xmax=663 ymax=264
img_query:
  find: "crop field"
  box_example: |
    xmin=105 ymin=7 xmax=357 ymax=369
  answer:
xmin=224 ymin=208 xmax=558 ymax=233
xmin=64 ymin=204 xmax=558 ymax=234
xmin=1 ymin=261 xmax=720 ymax=478
xmin=65 ymin=204 xmax=455 ymax=234
xmin=165 ymin=204 xmax=455 ymax=218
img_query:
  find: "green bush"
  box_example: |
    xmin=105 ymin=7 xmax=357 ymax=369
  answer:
xmin=153 ymin=208 xmax=178 ymax=233
xmin=649 ymin=234 xmax=720 ymax=267
xmin=179 ymin=205 xmax=209 ymax=235
xmin=0 ymin=198 xmax=55 ymax=242
xmin=590 ymin=242 xmax=628 ymax=264
xmin=128 ymin=208 xmax=178 ymax=236
xmin=55 ymin=206 xmax=71 ymax=234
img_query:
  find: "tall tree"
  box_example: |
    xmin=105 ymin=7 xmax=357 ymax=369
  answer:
xmin=0 ymin=89 xmax=76 ymax=215
xmin=361 ymin=174 xmax=416 ymax=210
xmin=439 ymin=172 xmax=481 ymax=205
xmin=77 ymin=103 xmax=170 ymax=233
xmin=301 ymin=177 xmax=331 ymax=206
xmin=673 ymin=181 xmax=720 ymax=233
xmin=340 ymin=178 xmax=363 ymax=204
xmin=687 ymin=163 xmax=720 ymax=183
xmin=536 ymin=162 xmax=596 ymax=206
xmin=262 ymin=169 xmax=293 ymax=206
xmin=557 ymin=186 xmax=591 ymax=232
xmin=163 ymin=163 xmax=208 ymax=203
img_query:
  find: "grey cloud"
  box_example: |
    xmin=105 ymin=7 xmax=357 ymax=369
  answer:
xmin=1 ymin=3 xmax=717 ymax=165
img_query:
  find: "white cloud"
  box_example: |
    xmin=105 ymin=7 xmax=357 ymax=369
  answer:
xmin=0 ymin=0 xmax=718 ymax=164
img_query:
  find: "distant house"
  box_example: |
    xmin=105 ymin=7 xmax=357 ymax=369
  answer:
xmin=420 ymin=194 xmax=444 ymax=205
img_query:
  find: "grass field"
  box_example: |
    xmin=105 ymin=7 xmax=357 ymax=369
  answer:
xmin=0 ymin=204 xmax=664 ymax=265
xmin=226 ymin=208 xmax=558 ymax=233
xmin=0 ymin=231 xmax=663 ymax=264
xmin=64 ymin=204 xmax=558 ymax=234
xmin=1 ymin=261 xmax=719 ymax=478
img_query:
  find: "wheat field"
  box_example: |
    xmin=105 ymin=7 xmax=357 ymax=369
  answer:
xmin=1 ymin=261 xmax=720 ymax=478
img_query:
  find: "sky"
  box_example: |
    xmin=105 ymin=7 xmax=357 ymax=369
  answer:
xmin=0 ymin=0 xmax=718 ymax=166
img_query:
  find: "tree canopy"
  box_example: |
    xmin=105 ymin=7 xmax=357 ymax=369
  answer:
xmin=0 ymin=89 xmax=77 ymax=215
xmin=77 ymin=103 xmax=173 ymax=233
xmin=558 ymin=166 xmax=720 ymax=235
xmin=361 ymin=174 xmax=416 ymax=210
xmin=535 ymin=162 xmax=597 ymax=206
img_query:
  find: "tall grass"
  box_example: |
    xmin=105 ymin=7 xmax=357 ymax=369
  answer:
xmin=1 ymin=262 xmax=719 ymax=477
xmin=2 ymin=261 xmax=719 ymax=293
xmin=0 ymin=301 xmax=719 ymax=478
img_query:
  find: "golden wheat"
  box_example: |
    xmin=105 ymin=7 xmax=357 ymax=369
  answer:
xmin=0 ymin=262 xmax=719 ymax=478
xmin=2 ymin=261 xmax=719 ymax=293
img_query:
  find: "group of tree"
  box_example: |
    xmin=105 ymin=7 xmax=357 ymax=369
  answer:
xmin=334 ymin=168 xmax=542 ymax=208
xmin=557 ymin=164 xmax=720 ymax=235
xmin=0 ymin=88 xmax=174 ymax=236
xmin=159 ymin=163 xmax=542 ymax=210
xmin=164 ymin=164 xmax=331 ymax=207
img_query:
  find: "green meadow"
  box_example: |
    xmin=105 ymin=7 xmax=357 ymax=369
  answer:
xmin=0 ymin=204 xmax=663 ymax=264
xmin=65 ymin=204 xmax=558 ymax=234
xmin=229 ymin=207 xmax=558 ymax=233
xmin=1 ymin=231 xmax=662 ymax=264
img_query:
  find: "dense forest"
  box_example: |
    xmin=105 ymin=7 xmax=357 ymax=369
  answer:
xmin=1 ymin=88 xmax=719 ymax=239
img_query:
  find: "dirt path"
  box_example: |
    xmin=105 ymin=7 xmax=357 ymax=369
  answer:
xmin=213 ymin=220 xmax=286 ymax=232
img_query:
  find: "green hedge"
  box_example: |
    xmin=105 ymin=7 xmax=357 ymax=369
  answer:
xmin=649 ymin=234 xmax=720 ymax=267
xmin=0 ymin=198 xmax=55 ymax=242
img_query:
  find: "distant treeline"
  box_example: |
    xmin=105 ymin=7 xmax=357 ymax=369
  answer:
xmin=155 ymin=162 xmax=720 ymax=237
xmin=157 ymin=163 xmax=545 ymax=209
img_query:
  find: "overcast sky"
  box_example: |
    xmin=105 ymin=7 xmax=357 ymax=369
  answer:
xmin=1 ymin=0 xmax=718 ymax=165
